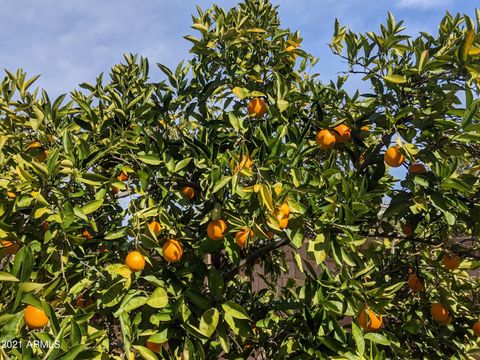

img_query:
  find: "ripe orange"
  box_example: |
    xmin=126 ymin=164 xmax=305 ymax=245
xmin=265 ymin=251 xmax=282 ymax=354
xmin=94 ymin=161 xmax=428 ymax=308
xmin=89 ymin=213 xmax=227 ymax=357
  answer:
xmin=146 ymin=340 xmax=163 ymax=353
xmin=358 ymin=308 xmax=383 ymax=331
xmin=278 ymin=202 xmax=290 ymax=217
xmin=360 ymin=125 xmax=370 ymax=132
xmin=430 ymin=303 xmax=449 ymax=322
xmin=384 ymin=146 xmax=405 ymax=167
xmin=6 ymin=191 xmax=16 ymax=199
xmin=149 ymin=221 xmax=163 ymax=236
xmin=473 ymin=321 xmax=480 ymax=336
xmin=247 ymin=97 xmax=267 ymax=118
xmin=82 ymin=229 xmax=93 ymax=240
xmin=112 ymin=186 xmax=120 ymax=194
xmin=207 ymin=219 xmax=227 ymax=241
xmin=125 ymin=251 xmax=146 ymax=272
xmin=408 ymin=274 xmax=424 ymax=293
xmin=35 ymin=150 xmax=48 ymax=163
xmin=117 ymin=171 xmax=128 ymax=181
xmin=163 ymin=239 xmax=183 ymax=263
xmin=442 ymin=254 xmax=461 ymax=270
xmin=76 ymin=295 xmax=93 ymax=308
xmin=409 ymin=163 xmax=427 ymax=174
xmin=235 ymin=228 xmax=253 ymax=249
xmin=402 ymin=224 xmax=413 ymax=237
xmin=274 ymin=211 xmax=288 ymax=230
xmin=180 ymin=186 xmax=195 ymax=200
xmin=333 ymin=124 xmax=351 ymax=143
xmin=1 ymin=240 xmax=20 ymax=255
xmin=315 ymin=129 xmax=336 ymax=149
xmin=40 ymin=221 xmax=50 ymax=232
xmin=24 ymin=305 xmax=49 ymax=329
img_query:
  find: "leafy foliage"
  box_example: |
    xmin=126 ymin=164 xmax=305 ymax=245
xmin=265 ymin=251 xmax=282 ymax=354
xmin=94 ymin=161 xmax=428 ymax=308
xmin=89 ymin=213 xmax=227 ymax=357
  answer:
xmin=0 ymin=1 xmax=479 ymax=359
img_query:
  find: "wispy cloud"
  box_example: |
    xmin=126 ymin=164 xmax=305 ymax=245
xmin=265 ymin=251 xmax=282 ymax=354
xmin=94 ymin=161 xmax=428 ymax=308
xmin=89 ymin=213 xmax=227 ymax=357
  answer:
xmin=396 ymin=0 xmax=452 ymax=10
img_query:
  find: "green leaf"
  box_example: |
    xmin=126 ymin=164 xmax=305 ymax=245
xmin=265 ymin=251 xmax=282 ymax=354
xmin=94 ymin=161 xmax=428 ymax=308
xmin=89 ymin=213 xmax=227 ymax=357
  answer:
xmin=19 ymin=282 xmax=44 ymax=292
xmin=132 ymin=345 xmax=157 ymax=360
xmin=81 ymin=199 xmax=103 ymax=215
xmin=418 ymin=50 xmax=429 ymax=73
xmin=147 ymin=287 xmax=169 ymax=308
xmin=73 ymin=206 xmax=88 ymax=221
xmin=34 ymin=207 xmax=50 ymax=219
xmin=199 ymin=308 xmax=219 ymax=337
xmin=247 ymin=28 xmax=266 ymax=33
xmin=78 ymin=173 xmax=108 ymax=186
xmin=55 ymin=345 xmax=86 ymax=360
xmin=259 ymin=184 xmax=274 ymax=212
xmin=138 ymin=154 xmax=162 ymax=165
xmin=352 ymin=322 xmax=365 ymax=356
xmin=192 ymin=23 xmax=209 ymax=32
xmin=217 ymin=322 xmax=230 ymax=353
xmin=293 ymin=252 xmax=304 ymax=273
xmin=62 ymin=131 xmax=74 ymax=154
xmin=104 ymin=227 xmax=128 ymax=240
xmin=383 ymin=75 xmax=407 ymax=84
xmin=364 ymin=332 xmax=390 ymax=345
xmin=232 ymin=87 xmax=248 ymax=100
xmin=126 ymin=94 xmax=144 ymax=110
xmin=285 ymin=221 xmax=304 ymax=248
xmin=222 ymin=301 xmax=251 ymax=320
xmin=212 ymin=176 xmax=231 ymax=194
xmin=277 ymin=99 xmax=289 ymax=113
xmin=123 ymin=296 xmax=148 ymax=313
xmin=175 ymin=158 xmax=192 ymax=172
xmin=228 ymin=112 xmax=243 ymax=132
xmin=0 ymin=272 xmax=19 ymax=282
xmin=459 ymin=30 xmax=474 ymax=62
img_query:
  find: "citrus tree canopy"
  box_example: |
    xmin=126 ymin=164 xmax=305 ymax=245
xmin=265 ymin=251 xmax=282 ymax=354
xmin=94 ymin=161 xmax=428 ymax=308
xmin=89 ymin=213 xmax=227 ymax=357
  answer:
xmin=0 ymin=1 xmax=479 ymax=359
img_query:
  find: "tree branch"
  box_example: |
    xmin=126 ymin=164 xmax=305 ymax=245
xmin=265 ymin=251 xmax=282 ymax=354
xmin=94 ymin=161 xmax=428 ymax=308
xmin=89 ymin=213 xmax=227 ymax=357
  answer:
xmin=224 ymin=235 xmax=291 ymax=281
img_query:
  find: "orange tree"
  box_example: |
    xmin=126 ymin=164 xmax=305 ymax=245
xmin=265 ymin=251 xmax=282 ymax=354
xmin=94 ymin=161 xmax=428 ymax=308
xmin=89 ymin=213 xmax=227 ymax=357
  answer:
xmin=1 ymin=1 xmax=480 ymax=359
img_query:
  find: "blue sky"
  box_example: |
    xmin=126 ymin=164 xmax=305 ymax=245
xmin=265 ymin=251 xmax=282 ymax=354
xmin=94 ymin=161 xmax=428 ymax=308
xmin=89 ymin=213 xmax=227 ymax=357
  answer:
xmin=0 ymin=0 xmax=476 ymax=98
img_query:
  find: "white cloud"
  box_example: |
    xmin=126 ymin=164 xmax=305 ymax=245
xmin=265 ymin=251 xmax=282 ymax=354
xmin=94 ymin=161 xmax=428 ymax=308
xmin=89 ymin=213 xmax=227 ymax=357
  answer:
xmin=397 ymin=0 xmax=452 ymax=9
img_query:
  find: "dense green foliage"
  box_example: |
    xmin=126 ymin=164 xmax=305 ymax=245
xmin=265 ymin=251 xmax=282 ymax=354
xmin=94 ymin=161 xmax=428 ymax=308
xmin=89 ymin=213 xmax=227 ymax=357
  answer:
xmin=0 ymin=1 xmax=479 ymax=359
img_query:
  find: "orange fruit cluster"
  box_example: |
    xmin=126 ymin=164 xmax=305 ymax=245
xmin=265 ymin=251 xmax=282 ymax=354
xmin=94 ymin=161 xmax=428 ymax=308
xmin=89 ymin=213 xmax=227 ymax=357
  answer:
xmin=207 ymin=219 xmax=228 ymax=241
xmin=315 ymin=124 xmax=351 ymax=149
xmin=149 ymin=221 xmax=163 ymax=236
xmin=146 ymin=340 xmax=165 ymax=353
xmin=247 ymin=98 xmax=267 ymax=118
xmin=384 ymin=146 xmax=405 ymax=167
xmin=270 ymin=202 xmax=290 ymax=230
xmin=408 ymin=274 xmax=425 ymax=293
xmin=117 ymin=171 xmax=128 ymax=181
xmin=1 ymin=240 xmax=20 ymax=255
xmin=24 ymin=305 xmax=49 ymax=329
xmin=235 ymin=228 xmax=254 ymax=249
xmin=430 ymin=303 xmax=451 ymax=325
xmin=125 ymin=251 xmax=146 ymax=272
xmin=180 ymin=186 xmax=195 ymax=200
xmin=358 ymin=308 xmax=383 ymax=331
xmin=442 ymin=253 xmax=461 ymax=270
xmin=163 ymin=239 xmax=183 ymax=263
